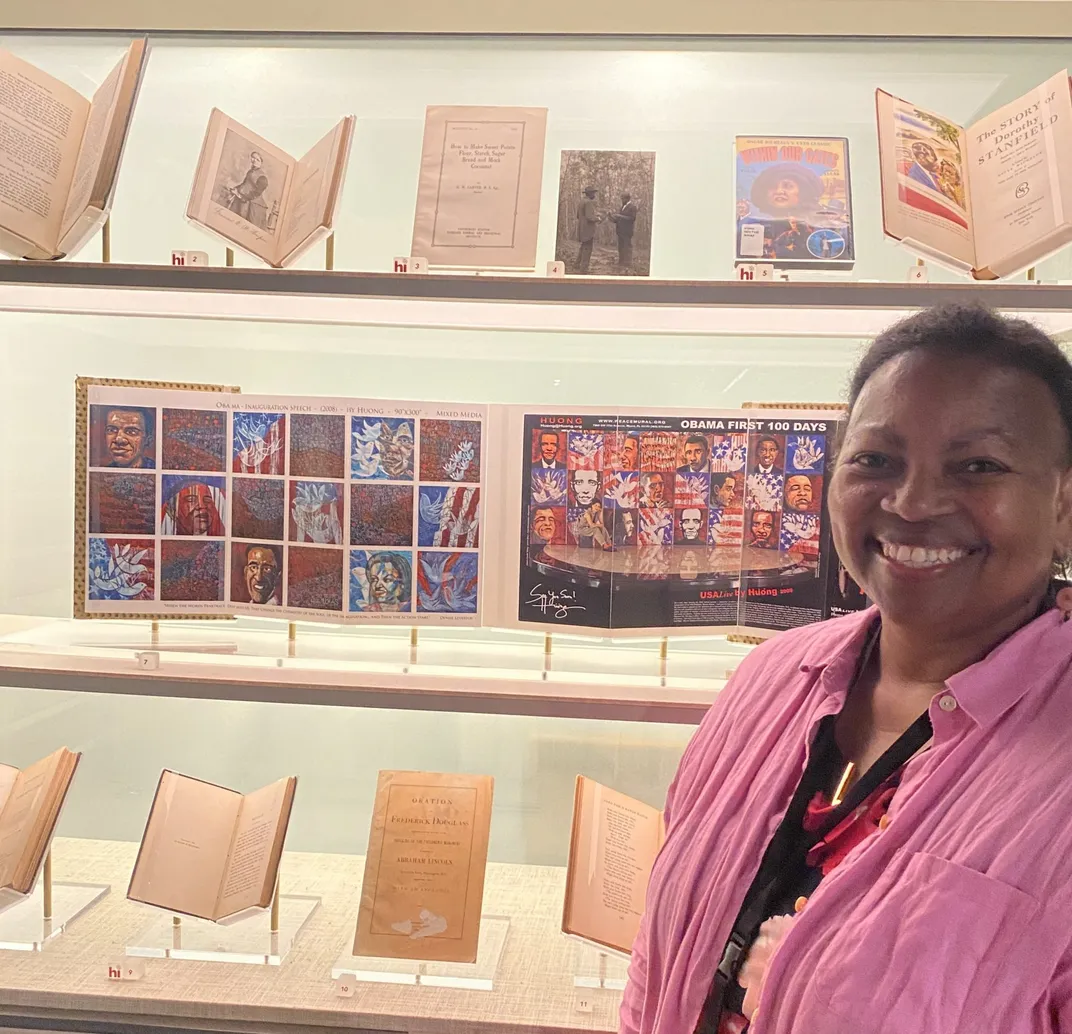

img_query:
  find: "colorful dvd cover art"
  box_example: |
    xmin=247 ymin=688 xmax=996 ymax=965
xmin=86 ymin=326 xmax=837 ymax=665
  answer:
xmin=735 ymin=136 xmax=854 ymax=268
xmin=518 ymin=412 xmax=848 ymax=633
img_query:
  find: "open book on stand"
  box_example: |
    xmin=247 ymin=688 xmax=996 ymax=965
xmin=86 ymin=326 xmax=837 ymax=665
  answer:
xmin=186 ymin=109 xmax=354 ymax=267
xmin=127 ymin=770 xmax=296 ymax=923
xmin=877 ymin=70 xmax=1072 ymax=278
xmin=562 ymin=776 xmax=664 ymax=956
xmin=0 ymin=748 xmax=81 ymax=905
xmin=0 ymin=40 xmax=148 ymax=260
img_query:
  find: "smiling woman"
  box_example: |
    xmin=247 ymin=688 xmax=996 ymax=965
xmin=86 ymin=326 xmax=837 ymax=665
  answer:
xmin=622 ymin=304 xmax=1072 ymax=1034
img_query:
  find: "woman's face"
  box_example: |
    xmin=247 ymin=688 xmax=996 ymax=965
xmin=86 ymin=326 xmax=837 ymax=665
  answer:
xmin=829 ymin=351 xmax=1072 ymax=638
xmin=767 ymin=178 xmax=800 ymax=210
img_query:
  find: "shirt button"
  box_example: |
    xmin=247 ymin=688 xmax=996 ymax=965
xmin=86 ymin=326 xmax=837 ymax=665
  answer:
xmin=939 ymin=695 xmax=958 ymax=712
xmin=878 ymin=814 xmax=891 ymax=830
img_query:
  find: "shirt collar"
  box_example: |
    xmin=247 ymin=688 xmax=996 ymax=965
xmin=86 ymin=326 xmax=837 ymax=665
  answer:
xmin=799 ymin=605 xmax=1072 ymax=730
xmin=947 ymin=607 xmax=1070 ymax=729
xmin=799 ymin=607 xmax=879 ymax=699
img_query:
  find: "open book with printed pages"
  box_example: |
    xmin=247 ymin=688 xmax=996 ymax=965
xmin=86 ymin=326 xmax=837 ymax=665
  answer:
xmin=0 ymin=40 xmax=148 ymax=260
xmin=186 ymin=109 xmax=355 ymax=268
xmin=562 ymin=776 xmax=664 ymax=956
xmin=0 ymin=748 xmax=81 ymax=903
xmin=127 ymin=770 xmax=296 ymax=924
xmin=877 ymin=70 xmax=1072 ymax=279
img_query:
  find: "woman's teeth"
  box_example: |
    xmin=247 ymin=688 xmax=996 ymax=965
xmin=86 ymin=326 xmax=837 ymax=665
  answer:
xmin=879 ymin=541 xmax=968 ymax=568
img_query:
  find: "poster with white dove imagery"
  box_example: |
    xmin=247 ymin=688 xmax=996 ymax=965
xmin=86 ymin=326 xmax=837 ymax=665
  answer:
xmin=518 ymin=410 xmax=843 ymax=633
xmin=80 ymin=384 xmax=486 ymax=624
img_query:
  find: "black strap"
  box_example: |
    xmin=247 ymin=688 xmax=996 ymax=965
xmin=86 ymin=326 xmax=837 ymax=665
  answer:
xmin=694 ymin=707 xmax=933 ymax=1034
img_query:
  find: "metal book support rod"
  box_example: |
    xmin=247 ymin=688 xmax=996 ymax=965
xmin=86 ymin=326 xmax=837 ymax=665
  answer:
xmin=0 ymin=847 xmax=110 ymax=951
xmin=570 ymin=935 xmax=630 ymax=991
xmin=101 ymin=219 xmax=111 ymax=263
xmin=129 ymin=880 xmax=318 ymax=967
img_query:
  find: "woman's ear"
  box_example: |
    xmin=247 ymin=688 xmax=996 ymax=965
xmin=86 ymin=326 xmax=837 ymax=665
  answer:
xmin=1056 ymin=468 xmax=1072 ymax=556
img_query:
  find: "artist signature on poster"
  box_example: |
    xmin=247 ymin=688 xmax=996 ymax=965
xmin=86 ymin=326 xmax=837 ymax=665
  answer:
xmin=526 ymin=584 xmax=586 ymax=619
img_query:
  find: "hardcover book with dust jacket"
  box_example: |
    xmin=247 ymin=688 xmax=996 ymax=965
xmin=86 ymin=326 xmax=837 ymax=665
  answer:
xmin=877 ymin=70 xmax=1072 ymax=278
xmin=127 ymin=770 xmax=296 ymax=923
xmin=353 ymin=770 xmax=494 ymax=963
xmin=187 ymin=108 xmax=355 ymax=268
xmin=0 ymin=40 xmax=148 ymax=260
xmin=0 ymin=748 xmax=81 ymax=903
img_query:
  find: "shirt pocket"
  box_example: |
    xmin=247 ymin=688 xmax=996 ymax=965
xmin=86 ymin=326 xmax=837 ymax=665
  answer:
xmin=811 ymin=851 xmax=1038 ymax=1033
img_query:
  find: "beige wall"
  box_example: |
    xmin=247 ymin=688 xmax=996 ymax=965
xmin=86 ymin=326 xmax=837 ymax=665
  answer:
xmin=4 ymin=0 xmax=1072 ymax=36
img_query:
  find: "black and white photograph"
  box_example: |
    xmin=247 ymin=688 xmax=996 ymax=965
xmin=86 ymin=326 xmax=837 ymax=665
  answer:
xmin=555 ymin=150 xmax=656 ymax=277
xmin=212 ymin=129 xmax=286 ymax=235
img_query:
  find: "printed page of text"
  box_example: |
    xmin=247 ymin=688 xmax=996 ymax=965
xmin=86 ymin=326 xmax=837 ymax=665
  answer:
xmin=215 ymin=777 xmax=290 ymax=918
xmin=0 ymin=51 xmax=88 ymax=250
xmin=564 ymin=777 xmax=662 ymax=955
xmin=277 ymin=121 xmax=342 ymax=263
xmin=59 ymin=50 xmax=125 ymax=239
xmin=0 ymin=751 xmax=62 ymax=890
xmin=971 ymin=71 xmax=1072 ymax=273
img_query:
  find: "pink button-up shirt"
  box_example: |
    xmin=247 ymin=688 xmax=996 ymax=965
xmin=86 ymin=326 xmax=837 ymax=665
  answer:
xmin=622 ymin=606 xmax=1072 ymax=1034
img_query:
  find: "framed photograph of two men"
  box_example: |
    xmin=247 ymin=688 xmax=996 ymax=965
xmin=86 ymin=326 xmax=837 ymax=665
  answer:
xmin=555 ymin=150 xmax=656 ymax=276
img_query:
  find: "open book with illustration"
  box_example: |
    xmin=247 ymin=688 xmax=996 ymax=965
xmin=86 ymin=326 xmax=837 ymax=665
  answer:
xmin=0 ymin=40 xmax=148 ymax=260
xmin=127 ymin=770 xmax=296 ymax=923
xmin=877 ymin=70 xmax=1072 ymax=279
xmin=0 ymin=748 xmax=81 ymax=901
xmin=562 ymin=776 xmax=664 ymax=955
xmin=186 ymin=109 xmax=354 ymax=267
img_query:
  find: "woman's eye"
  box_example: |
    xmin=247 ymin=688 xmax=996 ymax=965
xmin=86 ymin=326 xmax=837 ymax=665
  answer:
xmin=849 ymin=452 xmax=889 ymax=470
xmin=961 ymin=458 xmax=1006 ymax=475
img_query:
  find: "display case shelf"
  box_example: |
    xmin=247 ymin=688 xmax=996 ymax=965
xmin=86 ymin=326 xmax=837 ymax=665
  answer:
xmin=0 ymin=617 xmax=738 ymax=725
xmin=0 ymin=837 xmax=620 ymax=1034
xmin=3 ymin=262 xmax=1072 ymax=338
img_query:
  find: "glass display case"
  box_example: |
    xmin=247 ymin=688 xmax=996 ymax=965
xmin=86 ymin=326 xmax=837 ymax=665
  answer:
xmin=1 ymin=25 xmax=1071 ymax=1034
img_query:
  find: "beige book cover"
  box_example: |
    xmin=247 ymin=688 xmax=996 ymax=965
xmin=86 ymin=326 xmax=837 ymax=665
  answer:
xmin=877 ymin=70 xmax=1072 ymax=279
xmin=562 ymin=776 xmax=664 ymax=955
xmin=127 ymin=770 xmax=296 ymax=922
xmin=0 ymin=39 xmax=148 ymax=260
xmin=411 ymin=105 xmax=547 ymax=269
xmin=354 ymin=770 xmax=494 ymax=963
xmin=0 ymin=748 xmax=81 ymax=895
xmin=186 ymin=108 xmax=354 ymax=268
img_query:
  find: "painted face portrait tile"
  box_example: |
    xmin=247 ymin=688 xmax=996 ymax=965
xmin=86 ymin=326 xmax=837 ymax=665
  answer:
xmin=350 ymin=549 xmax=413 ymax=612
xmin=160 ymin=475 xmax=226 ymax=537
xmin=231 ymin=542 xmax=283 ymax=606
xmin=90 ymin=405 xmax=156 ymax=470
xmin=352 ymin=417 xmax=415 ymax=481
